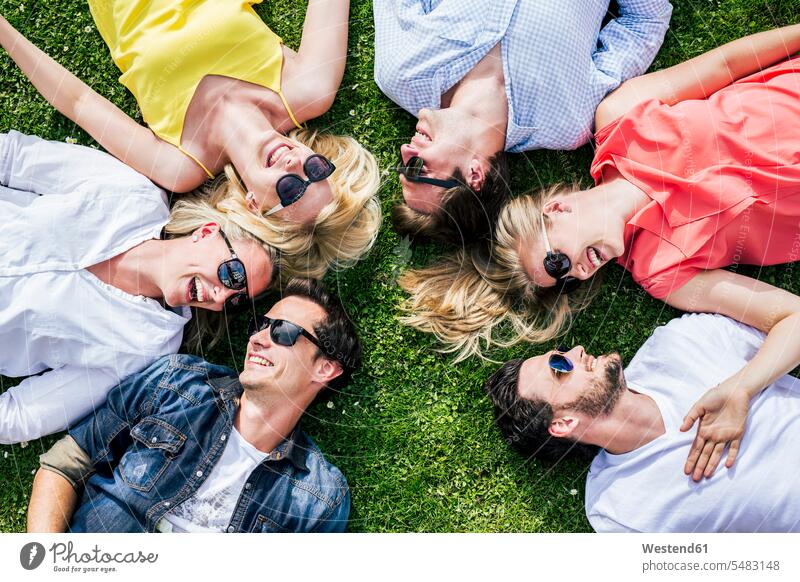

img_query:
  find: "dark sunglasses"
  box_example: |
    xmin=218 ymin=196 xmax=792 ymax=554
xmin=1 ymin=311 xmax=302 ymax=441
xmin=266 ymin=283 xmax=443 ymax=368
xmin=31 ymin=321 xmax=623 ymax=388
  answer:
xmin=549 ymin=344 xmax=574 ymax=374
xmin=248 ymin=315 xmax=321 ymax=349
xmin=217 ymin=230 xmax=249 ymax=310
xmin=265 ymin=154 xmax=336 ymax=216
xmin=394 ymin=156 xmax=461 ymax=190
xmin=540 ymin=214 xmax=581 ymax=294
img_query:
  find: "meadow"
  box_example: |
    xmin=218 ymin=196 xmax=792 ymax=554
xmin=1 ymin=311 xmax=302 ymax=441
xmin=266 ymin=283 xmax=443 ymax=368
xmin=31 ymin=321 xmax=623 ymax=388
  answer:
xmin=1 ymin=0 xmax=799 ymax=532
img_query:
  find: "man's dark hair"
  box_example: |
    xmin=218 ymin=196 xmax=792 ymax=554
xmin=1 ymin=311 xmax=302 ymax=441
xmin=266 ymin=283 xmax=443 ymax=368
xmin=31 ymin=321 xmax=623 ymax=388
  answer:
xmin=484 ymin=359 xmax=599 ymax=462
xmin=392 ymin=153 xmax=511 ymax=245
xmin=282 ymin=278 xmax=362 ymax=392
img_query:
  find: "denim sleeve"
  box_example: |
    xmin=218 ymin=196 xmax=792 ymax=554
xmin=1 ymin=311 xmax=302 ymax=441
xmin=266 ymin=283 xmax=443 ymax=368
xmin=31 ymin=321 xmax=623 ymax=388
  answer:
xmin=593 ymin=0 xmax=673 ymax=83
xmin=68 ymin=357 xmax=172 ymax=467
xmin=310 ymin=488 xmax=351 ymax=533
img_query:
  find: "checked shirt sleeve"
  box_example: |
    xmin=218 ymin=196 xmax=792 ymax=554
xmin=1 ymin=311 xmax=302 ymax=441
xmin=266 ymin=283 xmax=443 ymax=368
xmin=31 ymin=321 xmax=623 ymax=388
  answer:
xmin=593 ymin=0 xmax=673 ymax=84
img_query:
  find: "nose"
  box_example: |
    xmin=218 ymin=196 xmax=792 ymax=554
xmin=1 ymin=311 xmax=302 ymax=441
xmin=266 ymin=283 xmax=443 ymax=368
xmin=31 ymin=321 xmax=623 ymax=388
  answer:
xmin=567 ymin=346 xmax=585 ymax=362
xmin=570 ymin=257 xmax=592 ymax=280
xmin=283 ymin=152 xmax=303 ymax=174
xmin=250 ymin=326 xmax=273 ymax=348
xmin=212 ymin=284 xmax=240 ymax=309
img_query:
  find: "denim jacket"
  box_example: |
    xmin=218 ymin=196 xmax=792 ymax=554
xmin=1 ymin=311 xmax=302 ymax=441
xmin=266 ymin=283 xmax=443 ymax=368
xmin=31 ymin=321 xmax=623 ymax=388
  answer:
xmin=67 ymin=355 xmax=350 ymax=533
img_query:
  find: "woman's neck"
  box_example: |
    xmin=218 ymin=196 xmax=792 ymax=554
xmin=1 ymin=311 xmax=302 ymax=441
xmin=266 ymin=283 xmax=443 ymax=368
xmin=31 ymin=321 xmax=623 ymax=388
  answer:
xmin=86 ymin=239 xmax=164 ymax=300
xmin=183 ymin=77 xmax=281 ymax=170
xmin=587 ymin=177 xmax=650 ymax=225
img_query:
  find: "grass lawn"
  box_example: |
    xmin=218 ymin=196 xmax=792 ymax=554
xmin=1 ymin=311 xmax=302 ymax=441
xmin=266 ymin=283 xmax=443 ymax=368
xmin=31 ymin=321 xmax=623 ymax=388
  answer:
xmin=2 ymin=0 xmax=800 ymax=533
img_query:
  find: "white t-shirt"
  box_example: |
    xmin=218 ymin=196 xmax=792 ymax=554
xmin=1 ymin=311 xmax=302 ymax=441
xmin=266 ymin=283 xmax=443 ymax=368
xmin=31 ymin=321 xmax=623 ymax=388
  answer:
xmin=0 ymin=131 xmax=190 ymax=443
xmin=585 ymin=313 xmax=800 ymax=532
xmin=158 ymin=428 xmax=269 ymax=533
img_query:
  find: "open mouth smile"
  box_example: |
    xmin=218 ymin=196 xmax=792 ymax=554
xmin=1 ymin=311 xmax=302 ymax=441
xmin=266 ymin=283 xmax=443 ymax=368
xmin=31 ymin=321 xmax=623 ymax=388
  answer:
xmin=587 ymin=247 xmax=604 ymax=269
xmin=266 ymin=143 xmax=292 ymax=167
xmin=187 ymin=276 xmax=206 ymax=304
xmin=247 ymin=354 xmax=274 ymax=367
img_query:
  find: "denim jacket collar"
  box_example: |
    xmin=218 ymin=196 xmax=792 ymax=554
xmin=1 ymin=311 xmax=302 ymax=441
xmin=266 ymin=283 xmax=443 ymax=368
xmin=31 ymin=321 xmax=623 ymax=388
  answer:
xmin=207 ymin=375 xmax=308 ymax=472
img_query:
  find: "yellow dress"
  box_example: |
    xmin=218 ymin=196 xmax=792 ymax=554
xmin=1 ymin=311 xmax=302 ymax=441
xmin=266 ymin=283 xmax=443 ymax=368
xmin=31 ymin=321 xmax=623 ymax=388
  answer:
xmin=88 ymin=0 xmax=303 ymax=177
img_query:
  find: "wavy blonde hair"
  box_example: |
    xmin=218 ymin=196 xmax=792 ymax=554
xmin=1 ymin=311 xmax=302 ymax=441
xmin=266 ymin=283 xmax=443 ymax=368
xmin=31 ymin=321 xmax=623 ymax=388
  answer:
xmin=205 ymin=129 xmax=381 ymax=281
xmin=164 ymin=197 xmax=279 ymax=351
xmin=399 ymin=184 xmax=597 ymax=362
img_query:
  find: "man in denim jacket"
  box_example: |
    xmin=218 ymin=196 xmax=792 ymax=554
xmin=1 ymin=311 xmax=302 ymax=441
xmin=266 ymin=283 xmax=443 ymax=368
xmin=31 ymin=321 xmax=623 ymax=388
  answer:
xmin=26 ymin=279 xmax=359 ymax=533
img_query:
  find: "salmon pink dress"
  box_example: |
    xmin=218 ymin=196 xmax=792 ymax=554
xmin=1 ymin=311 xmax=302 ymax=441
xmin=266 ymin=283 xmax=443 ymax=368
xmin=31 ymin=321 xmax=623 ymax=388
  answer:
xmin=591 ymin=57 xmax=800 ymax=299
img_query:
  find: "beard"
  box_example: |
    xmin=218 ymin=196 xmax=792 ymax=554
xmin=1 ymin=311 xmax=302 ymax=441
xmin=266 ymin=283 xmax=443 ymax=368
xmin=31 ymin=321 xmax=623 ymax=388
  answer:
xmin=568 ymin=353 xmax=625 ymax=417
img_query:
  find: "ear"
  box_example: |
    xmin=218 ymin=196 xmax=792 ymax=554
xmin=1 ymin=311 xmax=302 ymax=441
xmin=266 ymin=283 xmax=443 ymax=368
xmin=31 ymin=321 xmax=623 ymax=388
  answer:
xmin=548 ymin=414 xmax=580 ymax=439
xmin=311 ymin=357 xmax=344 ymax=389
xmin=467 ymin=158 xmax=486 ymax=192
xmin=192 ymin=222 xmax=221 ymax=241
xmin=542 ymin=200 xmax=572 ymax=215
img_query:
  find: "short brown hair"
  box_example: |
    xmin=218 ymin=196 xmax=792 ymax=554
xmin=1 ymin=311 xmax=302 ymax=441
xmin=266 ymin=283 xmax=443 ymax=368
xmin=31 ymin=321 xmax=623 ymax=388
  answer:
xmin=391 ymin=153 xmax=510 ymax=245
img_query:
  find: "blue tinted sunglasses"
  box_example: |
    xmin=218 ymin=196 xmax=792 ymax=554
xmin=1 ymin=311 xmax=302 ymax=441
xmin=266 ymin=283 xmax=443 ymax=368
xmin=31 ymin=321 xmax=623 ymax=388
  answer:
xmin=549 ymin=345 xmax=573 ymax=374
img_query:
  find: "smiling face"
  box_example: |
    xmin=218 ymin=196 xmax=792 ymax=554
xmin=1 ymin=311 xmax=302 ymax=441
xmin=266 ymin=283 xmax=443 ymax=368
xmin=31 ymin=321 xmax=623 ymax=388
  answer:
xmin=518 ymin=347 xmax=625 ymax=417
xmin=161 ymin=224 xmax=273 ymax=311
xmin=239 ymin=295 xmax=330 ymax=394
xmin=237 ymin=132 xmax=334 ymax=225
xmin=398 ymin=108 xmax=484 ymax=213
xmin=517 ymin=198 xmax=627 ymax=288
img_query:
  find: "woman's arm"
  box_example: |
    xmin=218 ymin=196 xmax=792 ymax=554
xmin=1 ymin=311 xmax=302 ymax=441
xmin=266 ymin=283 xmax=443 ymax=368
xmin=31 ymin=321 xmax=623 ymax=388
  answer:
xmin=596 ymin=23 xmax=800 ymax=129
xmin=0 ymin=15 xmax=206 ymax=192
xmin=664 ymin=269 xmax=800 ymax=480
xmin=282 ymin=0 xmax=350 ymax=121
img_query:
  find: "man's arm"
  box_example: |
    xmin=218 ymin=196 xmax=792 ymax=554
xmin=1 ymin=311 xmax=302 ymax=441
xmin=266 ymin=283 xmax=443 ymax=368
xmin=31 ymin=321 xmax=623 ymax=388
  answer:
xmin=28 ymin=470 xmax=79 ymax=533
xmin=27 ymin=435 xmax=93 ymax=533
xmin=593 ymin=0 xmax=673 ymax=84
xmin=596 ymin=23 xmax=800 ymax=128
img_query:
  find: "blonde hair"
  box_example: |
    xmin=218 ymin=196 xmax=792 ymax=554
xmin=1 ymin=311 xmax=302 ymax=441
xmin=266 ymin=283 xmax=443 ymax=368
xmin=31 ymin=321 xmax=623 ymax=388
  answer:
xmin=399 ymin=184 xmax=596 ymax=362
xmin=205 ymin=129 xmax=381 ymax=281
xmin=164 ymin=197 xmax=279 ymax=351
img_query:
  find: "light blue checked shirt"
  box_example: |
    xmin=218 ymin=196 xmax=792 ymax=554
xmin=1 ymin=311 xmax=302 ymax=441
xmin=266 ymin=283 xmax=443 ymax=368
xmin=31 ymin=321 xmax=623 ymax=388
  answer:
xmin=374 ymin=0 xmax=672 ymax=152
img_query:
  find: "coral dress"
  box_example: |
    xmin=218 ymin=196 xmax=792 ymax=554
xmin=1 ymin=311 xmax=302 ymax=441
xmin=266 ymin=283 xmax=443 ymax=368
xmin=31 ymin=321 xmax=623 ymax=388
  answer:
xmin=88 ymin=0 xmax=303 ymax=177
xmin=591 ymin=57 xmax=800 ymax=300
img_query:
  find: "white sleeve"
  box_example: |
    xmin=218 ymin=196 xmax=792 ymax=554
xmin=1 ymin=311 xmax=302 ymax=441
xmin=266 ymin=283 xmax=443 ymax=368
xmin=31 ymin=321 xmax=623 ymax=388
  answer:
xmin=0 ymin=365 xmax=118 ymax=444
xmin=587 ymin=513 xmax=643 ymax=533
xmin=0 ymin=130 xmax=162 ymax=197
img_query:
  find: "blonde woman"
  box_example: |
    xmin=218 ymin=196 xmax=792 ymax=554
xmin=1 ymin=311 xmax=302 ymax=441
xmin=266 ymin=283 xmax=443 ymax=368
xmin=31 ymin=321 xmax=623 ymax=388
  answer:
xmin=0 ymin=2 xmax=380 ymax=279
xmin=0 ymin=130 xmax=275 ymax=444
xmin=403 ymin=24 xmax=800 ymax=480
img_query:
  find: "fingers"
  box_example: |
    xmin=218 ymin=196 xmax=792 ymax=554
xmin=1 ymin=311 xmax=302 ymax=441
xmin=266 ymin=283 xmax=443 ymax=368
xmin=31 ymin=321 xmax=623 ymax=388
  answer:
xmin=703 ymin=442 xmax=726 ymax=479
xmin=691 ymin=440 xmax=718 ymax=482
xmin=725 ymin=439 xmax=741 ymax=468
xmin=684 ymin=433 xmax=705 ymax=476
xmin=680 ymin=404 xmax=703 ymax=432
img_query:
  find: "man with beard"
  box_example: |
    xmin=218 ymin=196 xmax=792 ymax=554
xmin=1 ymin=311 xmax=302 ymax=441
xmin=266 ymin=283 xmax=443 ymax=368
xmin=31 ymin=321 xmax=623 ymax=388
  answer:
xmin=485 ymin=313 xmax=800 ymax=532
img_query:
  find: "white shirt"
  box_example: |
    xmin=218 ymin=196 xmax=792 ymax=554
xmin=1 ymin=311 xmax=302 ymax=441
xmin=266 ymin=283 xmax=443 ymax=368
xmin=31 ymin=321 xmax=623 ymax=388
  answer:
xmin=0 ymin=131 xmax=190 ymax=444
xmin=158 ymin=427 xmax=269 ymax=533
xmin=585 ymin=313 xmax=800 ymax=532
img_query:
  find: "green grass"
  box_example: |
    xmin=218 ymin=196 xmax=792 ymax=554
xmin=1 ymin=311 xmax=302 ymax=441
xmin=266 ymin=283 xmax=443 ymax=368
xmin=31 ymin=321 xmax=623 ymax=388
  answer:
xmin=2 ymin=0 xmax=800 ymax=532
